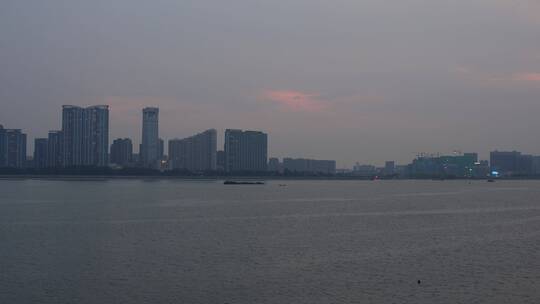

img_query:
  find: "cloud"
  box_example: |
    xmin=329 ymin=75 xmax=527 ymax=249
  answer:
xmin=453 ymin=66 xmax=540 ymax=86
xmin=258 ymin=89 xmax=384 ymax=114
xmin=512 ymin=72 xmax=540 ymax=82
xmin=259 ymin=90 xmax=327 ymax=113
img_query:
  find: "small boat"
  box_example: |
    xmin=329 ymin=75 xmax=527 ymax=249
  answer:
xmin=224 ymin=180 xmax=265 ymax=185
xmin=487 ymin=179 xmax=495 ymax=183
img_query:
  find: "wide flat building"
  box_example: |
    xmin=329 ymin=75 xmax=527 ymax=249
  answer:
xmin=489 ymin=151 xmax=534 ymax=176
xmin=140 ymin=107 xmax=160 ymax=168
xmin=439 ymin=153 xmax=477 ymax=177
xmin=224 ymin=129 xmax=267 ymax=172
xmin=169 ymin=129 xmax=217 ymax=171
xmin=407 ymin=153 xmax=478 ymax=178
xmin=283 ymin=158 xmax=336 ymax=174
xmin=110 ymin=138 xmax=133 ymax=166
xmin=62 ymin=105 xmax=109 ymax=167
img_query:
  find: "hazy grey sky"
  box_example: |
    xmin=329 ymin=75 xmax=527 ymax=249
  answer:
xmin=1 ymin=0 xmax=539 ymax=167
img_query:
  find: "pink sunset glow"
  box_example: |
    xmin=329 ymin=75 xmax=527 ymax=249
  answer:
xmin=512 ymin=73 xmax=540 ymax=82
xmin=260 ymin=90 xmax=327 ymax=113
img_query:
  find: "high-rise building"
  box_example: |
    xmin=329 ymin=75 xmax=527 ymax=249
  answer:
xmin=110 ymin=138 xmax=133 ymax=166
xmin=82 ymin=105 xmax=109 ymax=166
xmin=47 ymin=131 xmax=63 ymax=168
xmin=158 ymin=138 xmax=164 ymax=160
xmin=518 ymin=154 xmax=534 ymax=175
xmin=224 ymin=129 xmax=267 ymax=172
xmin=62 ymin=105 xmax=84 ymax=166
xmin=0 ymin=128 xmax=27 ymax=168
xmin=0 ymin=125 xmax=6 ymax=167
xmin=140 ymin=107 xmax=159 ymax=168
xmin=216 ymin=150 xmax=225 ymax=171
xmin=33 ymin=138 xmax=48 ymax=169
xmin=169 ymin=129 xmax=217 ymax=171
xmin=490 ymin=151 xmax=521 ymax=175
xmin=62 ymin=105 xmax=109 ymax=167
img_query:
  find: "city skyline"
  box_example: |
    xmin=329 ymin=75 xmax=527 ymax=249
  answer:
xmin=2 ymin=1 xmax=540 ymax=167
xmin=4 ymin=105 xmax=540 ymax=177
xmin=3 ymin=104 xmax=540 ymax=169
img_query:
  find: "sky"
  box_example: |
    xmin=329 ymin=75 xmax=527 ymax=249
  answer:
xmin=1 ymin=0 xmax=539 ymax=167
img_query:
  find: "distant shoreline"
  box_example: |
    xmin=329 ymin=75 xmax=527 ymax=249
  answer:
xmin=0 ymin=175 xmax=371 ymax=181
xmin=1 ymin=175 xmax=539 ymax=181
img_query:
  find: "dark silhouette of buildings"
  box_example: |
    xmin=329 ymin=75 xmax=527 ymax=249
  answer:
xmin=168 ymin=129 xmax=217 ymax=171
xmin=406 ymin=153 xmax=478 ymax=178
xmin=490 ymin=151 xmax=534 ymax=176
xmin=47 ymin=131 xmax=63 ymax=168
xmin=283 ymin=158 xmax=336 ymax=174
xmin=8 ymin=104 xmax=540 ymax=178
xmin=110 ymin=138 xmax=133 ymax=166
xmin=0 ymin=126 xmax=27 ymax=168
xmin=267 ymin=157 xmax=281 ymax=172
xmin=33 ymin=138 xmax=48 ymax=168
xmin=140 ymin=107 xmax=160 ymax=168
xmin=224 ymin=129 xmax=267 ymax=172
xmin=0 ymin=125 xmax=5 ymax=167
xmin=62 ymin=105 xmax=109 ymax=167
xmin=384 ymin=161 xmax=396 ymax=175
xmin=158 ymin=138 xmax=165 ymax=161
xmin=83 ymin=105 xmax=109 ymax=166
xmin=61 ymin=105 xmax=84 ymax=166
xmin=216 ymin=150 xmax=225 ymax=171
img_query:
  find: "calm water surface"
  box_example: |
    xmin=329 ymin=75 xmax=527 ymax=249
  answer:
xmin=1 ymin=179 xmax=539 ymax=303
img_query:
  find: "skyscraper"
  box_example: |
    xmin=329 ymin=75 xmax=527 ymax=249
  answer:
xmin=158 ymin=138 xmax=164 ymax=160
xmin=1 ymin=128 xmax=27 ymax=168
xmin=216 ymin=150 xmax=225 ymax=171
xmin=224 ymin=129 xmax=268 ymax=172
xmin=169 ymin=129 xmax=217 ymax=171
xmin=62 ymin=105 xmax=84 ymax=166
xmin=33 ymin=138 xmax=48 ymax=169
xmin=110 ymin=138 xmax=133 ymax=166
xmin=82 ymin=105 xmax=109 ymax=167
xmin=47 ymin=131 xmax=63 ymax=168
xmin=0 ymin=125 xmax=6 ymax=167
xmin=140 ymin=107 xmax=159 ymax=168
xmin=62 ymin=105 xmax=109 ymax=167
xmin=490 ymin=151 xmax=521 ymax=175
